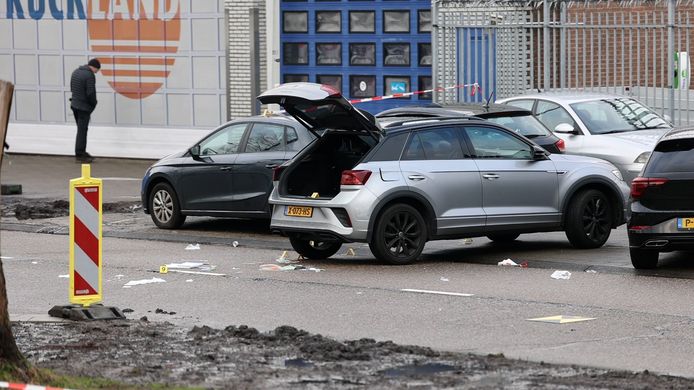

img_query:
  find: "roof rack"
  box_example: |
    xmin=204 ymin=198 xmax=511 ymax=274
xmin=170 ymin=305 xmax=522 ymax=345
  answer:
xmin=380 ymin=116 xmax=483 ymax=129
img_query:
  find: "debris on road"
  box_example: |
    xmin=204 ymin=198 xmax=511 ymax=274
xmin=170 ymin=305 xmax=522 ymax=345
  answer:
xmin=463 ymin=238 xmax=473 ymax=245
xmin=167 ymin=270 xmax=226 ymax=276
xmin=527 ymin=315 xmax=596 ymax=324
xmin=166 ymin=261 xmax=216 ymax=272
xmin=585 ymin=269 xmax=598 ymax=274
xmin=345 ymin=247 xmax=357 ymax=256
xmin=232 ymin=241 xmax=239 ymax=247
xmin=275 ymin=251 xmax=300 ymax=264
xmin=498 ymin=258 xmax=519 ymax=266
xmin=58 ymin=274 xmax=69 ymax=278
xmin=186 ymin=279 xmax=194 ymax=283
xmin=440 ymin=277 xmax=449 ymax=282
xmin=260 ymin=264 xmax=324 ymax=272
xmin=185 ymin=243 xmax=201 ymax=250
xmin=123 ymin=277 xmax=166 ymax=288
xmin=551 ymin=270 xmax=572 ymax=280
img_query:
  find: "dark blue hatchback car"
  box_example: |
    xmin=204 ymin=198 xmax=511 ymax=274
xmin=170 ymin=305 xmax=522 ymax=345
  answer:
xmin=141 ymin=114 xmax=315 ymax=228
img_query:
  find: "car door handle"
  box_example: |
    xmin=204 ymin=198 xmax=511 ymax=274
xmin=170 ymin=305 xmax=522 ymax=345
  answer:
xmin=265 ymin=163 xmax=279 ymax=169
xmin=220 ymin=166 xmax=232 ymax=171
xmin=408 ymin=175 xmax=426 ymax=181
xmin=482 ymin=173 xmax=500 ymax=180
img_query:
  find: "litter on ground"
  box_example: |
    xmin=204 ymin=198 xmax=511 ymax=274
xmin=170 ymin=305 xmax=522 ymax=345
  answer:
xmin=260 ymin=264 xmax=324 ymax=272
xmin=58 ymin=274 xmax=69 ymax=278
xmin=585 ymin=269 xmax=598 ymax=274
xmin=345 ymin=248 xmax=357 ymax=256
xmin=185 ymin=244 xmax=201 ymax=250
xmin=123 ymin=277 xmax=166 ymax=288
xmin=168 ymin=270 xmax=226 ymax=276
xmin=498 ymin=259 xmax=518 ymax=266
xmin=186 ymin=279 xmax=194 ymax=283
xmin=440 ymin=277 xmax=449 ymax=282
xmin=232 ymin=241 xmax=239 ymax=247
xmin=166 ymin=262 xmax=216 ymax=271
xmin=551 ymin=270 xmax=571 ymax=280
xmin=527 ymin=315 xmax=596 ymax=324
xmin=275 ymin=251 xmax=300 ymax=264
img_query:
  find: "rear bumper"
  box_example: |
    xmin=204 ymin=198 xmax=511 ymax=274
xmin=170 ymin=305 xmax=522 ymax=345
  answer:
xmin=628 ymin=232 xmax=694 ymax=251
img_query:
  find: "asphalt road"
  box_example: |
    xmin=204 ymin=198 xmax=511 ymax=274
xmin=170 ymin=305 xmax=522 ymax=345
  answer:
xmin=3 ymin=224 xmax=694 ymax=379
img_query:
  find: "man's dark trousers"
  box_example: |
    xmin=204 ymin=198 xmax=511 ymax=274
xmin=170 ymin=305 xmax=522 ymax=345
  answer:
xmin=72 ymin=108 xmax=90 ymax=156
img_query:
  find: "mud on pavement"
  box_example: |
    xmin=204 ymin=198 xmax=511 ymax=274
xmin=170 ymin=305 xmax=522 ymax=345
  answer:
xmin=11 ymin=320 xmax=692 ymax=389
xmin=1 ymin=198 xmax=141 ymax=220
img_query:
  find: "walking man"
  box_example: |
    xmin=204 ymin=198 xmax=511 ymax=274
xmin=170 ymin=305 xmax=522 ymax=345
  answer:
xmin=70 ymin=58 xmax=100 ymax=163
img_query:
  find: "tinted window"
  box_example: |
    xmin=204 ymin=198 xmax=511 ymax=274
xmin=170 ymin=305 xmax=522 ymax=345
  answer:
xmin=199 ymin=123 xmax=247 ymax=156
xmin=536 ymin=100 xmax=577 ymax=132
xmin=245 ymin=123 xmax=284 ymax=153
xmin=484 ymin=114 xmax=552 ymax=138
xmin=285 ymin=127 xmax=302 ymax=151
xmin=570 ymin=98 xmax=670 ymax=135
xmin=370 ymin=132 xmax=408 ymax=161
xmin=464 ymin=126 xmax=532 ymax=159
xmin=403 ymin=127 xmax=464 ymax=160
xmin=505 ymin=99 xmax=534 ymax=111
xmin=645 ymin=138 xmax=694 ymax=175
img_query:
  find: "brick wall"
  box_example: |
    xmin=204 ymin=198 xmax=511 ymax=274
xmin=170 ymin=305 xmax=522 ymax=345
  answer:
xmin=225 ymin=0 xmax=267 ymax=119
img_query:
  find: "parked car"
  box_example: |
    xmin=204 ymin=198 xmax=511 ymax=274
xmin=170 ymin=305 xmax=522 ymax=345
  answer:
xmin=497 ymin=93 xmax=672 ymax=183
xmin=376 ymin=103 xmax=565 ymax=153
xmin=141 ymin=114 xmax=316 ymax=229
xmin=258 ymin=83 xmax=630 ymax=265
xmin=627 ymin=127 xmax=694 ymax=269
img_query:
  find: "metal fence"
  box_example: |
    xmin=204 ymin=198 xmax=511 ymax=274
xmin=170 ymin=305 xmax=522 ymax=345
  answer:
xmin=433 ymin=0 xmax=694 ymax=126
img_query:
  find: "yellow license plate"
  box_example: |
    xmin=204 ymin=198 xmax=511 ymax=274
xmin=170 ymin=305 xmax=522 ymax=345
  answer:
xmin=677 ymin=217 xmax=694 ymax=230
xmin=285 ymin=206 xmax=313 ymax=218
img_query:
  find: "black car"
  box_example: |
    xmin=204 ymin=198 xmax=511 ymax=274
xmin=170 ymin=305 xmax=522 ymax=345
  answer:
xmin=141 ymin=114 xmax=316 ymax=229
xmin=376 ymin=103 xmax=565 ymax=153
xmin=628 ymin=128 xmax=694 ymax=268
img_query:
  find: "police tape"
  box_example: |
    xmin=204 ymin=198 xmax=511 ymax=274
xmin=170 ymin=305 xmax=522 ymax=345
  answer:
xmin=348 ymin=82 xmax=481 ymax=104
xmin=0 ymin=381 xmax=73 ymax=390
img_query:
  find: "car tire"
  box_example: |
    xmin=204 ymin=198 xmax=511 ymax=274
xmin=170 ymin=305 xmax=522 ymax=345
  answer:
xmin=149 ymin=182 xmax=186 ymax=229
xmin=289 ymin=236 xmax=342 ymax=260
xmin=369 ymin=204 xmax=427 ymax=265
xmin=564 ymin=189 xmax=613 ymax=249
xmin=630 ymin=248 xmax=659 ymax=269
xmin=486 ymin=233 xmax=520 ymax=243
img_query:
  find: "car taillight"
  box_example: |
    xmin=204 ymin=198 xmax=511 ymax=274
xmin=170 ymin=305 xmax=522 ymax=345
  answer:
xmin=555 ymin=139 xmax=565 ymax=152
xmin=630 ymin=177 xmax=669 ymax=199
xmin=272 ymin=166 xmax=286 ymax=181
xmin=341 ymin=170 xmax=372 ymax=185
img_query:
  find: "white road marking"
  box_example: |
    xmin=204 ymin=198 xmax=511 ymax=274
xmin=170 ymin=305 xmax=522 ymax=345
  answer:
xmin=400 ymin=289 xmax=474 ymax=297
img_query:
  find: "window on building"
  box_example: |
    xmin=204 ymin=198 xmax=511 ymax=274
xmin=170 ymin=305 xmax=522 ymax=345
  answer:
xmin=384 ymin=76 xmax=410 ymax=97
xmin=317 ymin=75 xmax=342 ymax=93
xmin=284 ymin=74 xmax=309 ymax=83
xmin=418 ymin=43 xmax=432 ymax=66
xmin=316 ymin=43 xmax=342 ymax=65
xmin=384 ymin=43 xmax=410 ymax=66
xmin=349 ymin=11 xmax=375 ymax=33
xmin=283 ymin=43 xmax=309 ymax=65
xmin=349 ymin=43 xmax=376 ymax=65
xmin=283 ymin=11 xmax=308 ymax=33
xmin=418 ymin=10 xmax=432 ymax=33
xmin=384 ymin=10 xmax=410 ymax=33
xmin=316 ymin=11 xmax=341 ymax=33
xmin=418 ymin=76 xmax=432 ymax=100
xmin=350 ymin=75 xmax=376 ymax=98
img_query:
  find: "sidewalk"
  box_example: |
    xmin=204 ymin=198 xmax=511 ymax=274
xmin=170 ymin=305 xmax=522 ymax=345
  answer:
xmin=0 ymin=154 xmax=155 ymax=203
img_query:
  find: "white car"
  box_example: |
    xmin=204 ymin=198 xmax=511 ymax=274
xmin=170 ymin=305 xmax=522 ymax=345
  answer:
xmin=497 ymin=92 xmax=672 ymax=183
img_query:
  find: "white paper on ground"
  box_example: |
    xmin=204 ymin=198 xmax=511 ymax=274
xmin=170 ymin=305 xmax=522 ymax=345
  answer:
xmin=551 ymin=270 xmax=571 ymax=280
xmin=185 ymin=244 xmax=201 ymax=250
xmin=123 ymin=277 xmax=166 ymax=287
xmin=498 ymin=259 xmax=519 ymax=266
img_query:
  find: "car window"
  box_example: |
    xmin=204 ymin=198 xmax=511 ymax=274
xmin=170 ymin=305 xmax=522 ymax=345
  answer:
xmin=570 ymin=98 xmax=670 ymax=135
xmin=505 ymin=99 xmax=534 ymax=111
xmin=403 ymin=127 xmax=464 ymax=160
xmin=644 ymin=138 xmax=694 ymax=174
xmin=199 ymin=123 xmax=247 ymax=156
xmin=245 ymin=123 xmax=285 ymax=153
xmin=464 ymin=126 xmax=532 ymax=159
xmin=484 ymin=114 xmax=552 ymax=138
xmin=536 ymin=100 xmax=577 ymax=132
xmin=285 ymin=127 xmax=302 ymax=151
xmin=370 ymin=132 xmax=408 ymax=161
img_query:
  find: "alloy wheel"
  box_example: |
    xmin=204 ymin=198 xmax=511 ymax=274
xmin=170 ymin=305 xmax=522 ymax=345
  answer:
xmin=581 ymin=196 xmax=610 ymax=241
xmin=383 ymin=210 xmax=423 ymax=258
xmin=153 ymin=189 xmax=174 ymax=223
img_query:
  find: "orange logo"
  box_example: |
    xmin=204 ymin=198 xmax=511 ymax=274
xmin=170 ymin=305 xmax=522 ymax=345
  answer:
xmin=87 ymin=0 xmax=181 ymax=99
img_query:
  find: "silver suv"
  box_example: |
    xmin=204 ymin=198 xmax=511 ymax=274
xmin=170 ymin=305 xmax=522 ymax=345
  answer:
xmin=259 ymin=83 xmax=630 ymax=265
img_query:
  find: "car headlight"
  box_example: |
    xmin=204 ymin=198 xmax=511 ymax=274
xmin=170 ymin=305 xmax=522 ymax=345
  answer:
xmin=634 ymin=152 xmax=651 ymax=164
xmin=611 ymin=169 xmax=623 ymax=181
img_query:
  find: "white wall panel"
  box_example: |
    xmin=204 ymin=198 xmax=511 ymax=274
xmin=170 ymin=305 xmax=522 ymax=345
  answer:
xmin=15 ymin=90 xmax=38 ymax=121
xmin=142 ymin=94 xmax=166 ymax=126
xmin=39 ymin=55 xmax=62 ymax=86
xmin=193 ymin=57 xmax=219 ymax=89
xmin=40 ymin=91 xmax=65 ymax=122
xmin=38 ymin=20 xmax=61 ymax=50
xmin=14 ymin=55 xmax=37 ymax=85
xmin=0 ymin=20 xmax=12 ymax=49
xmin=0 ymin=55 xmax=13 ymax=81
xmin=167 ymin=94 xmax=193 ymax=126
xmin=13 ymin=20 xmax=36 ymax=50
xmin=194 ymin=94 xmax=220 ymax=127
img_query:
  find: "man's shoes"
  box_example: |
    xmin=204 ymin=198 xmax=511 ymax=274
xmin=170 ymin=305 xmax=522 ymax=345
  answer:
xmin=75 ymin=153 xmax=94 ymax=163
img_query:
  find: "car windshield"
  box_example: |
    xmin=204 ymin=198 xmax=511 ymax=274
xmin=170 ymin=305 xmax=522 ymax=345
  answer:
xmin=484 ymin=114 xmax=552 ymax=138
xmin=570 ymin=98 xmax=670 ymax=135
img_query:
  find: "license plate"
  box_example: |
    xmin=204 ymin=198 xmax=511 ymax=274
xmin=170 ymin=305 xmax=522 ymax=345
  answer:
xmin=677 ymin=217 xmax=694 ymax=230
xmin=285 ymin=206 xmax=313 ymax=218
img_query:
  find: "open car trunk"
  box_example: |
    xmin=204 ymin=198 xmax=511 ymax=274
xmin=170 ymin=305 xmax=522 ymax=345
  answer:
xmin=280 ymin=131 xmax=377 ymax=198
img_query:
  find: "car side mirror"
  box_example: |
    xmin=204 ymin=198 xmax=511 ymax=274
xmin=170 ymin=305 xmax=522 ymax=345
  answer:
xmin=189 ymin=145 xmax=201 ymax=160
xmin=554 ymin=123 xmax=578 ymax=134
xmin=532 ymin=146 xmax=548 ymax=160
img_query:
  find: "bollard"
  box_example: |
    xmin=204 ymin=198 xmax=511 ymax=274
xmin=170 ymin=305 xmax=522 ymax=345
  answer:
xmin=48 ymin=164 xmax=125 ymax=321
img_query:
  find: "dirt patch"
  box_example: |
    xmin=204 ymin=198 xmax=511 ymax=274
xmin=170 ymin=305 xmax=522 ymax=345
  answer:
xmin=11 ymin=320 xmax=691 ymax=389
xmin=2 ymin=198 xmax=141 ymax=220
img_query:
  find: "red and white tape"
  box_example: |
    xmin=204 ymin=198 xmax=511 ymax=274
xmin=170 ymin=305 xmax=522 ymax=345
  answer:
xmin=348 ymin=82 xmax=481 ymax=104
xmin=0 ymin=382 xmax=72 ymax=390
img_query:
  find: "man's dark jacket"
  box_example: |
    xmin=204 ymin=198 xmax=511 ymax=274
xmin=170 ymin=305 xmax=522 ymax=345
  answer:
xmin=70 ymin=65 xmax=97 ymax=113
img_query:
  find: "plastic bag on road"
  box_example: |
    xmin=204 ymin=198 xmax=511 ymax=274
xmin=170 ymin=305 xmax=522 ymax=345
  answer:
xmin=551 ymin=270 xmax=571 ymax=280
xmin=498 ymin=259 xmax=519 ymax=266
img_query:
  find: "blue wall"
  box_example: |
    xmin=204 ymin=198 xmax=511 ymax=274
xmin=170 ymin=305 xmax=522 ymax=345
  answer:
xmin=280 ymin=0 xmax=432 ymax=114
